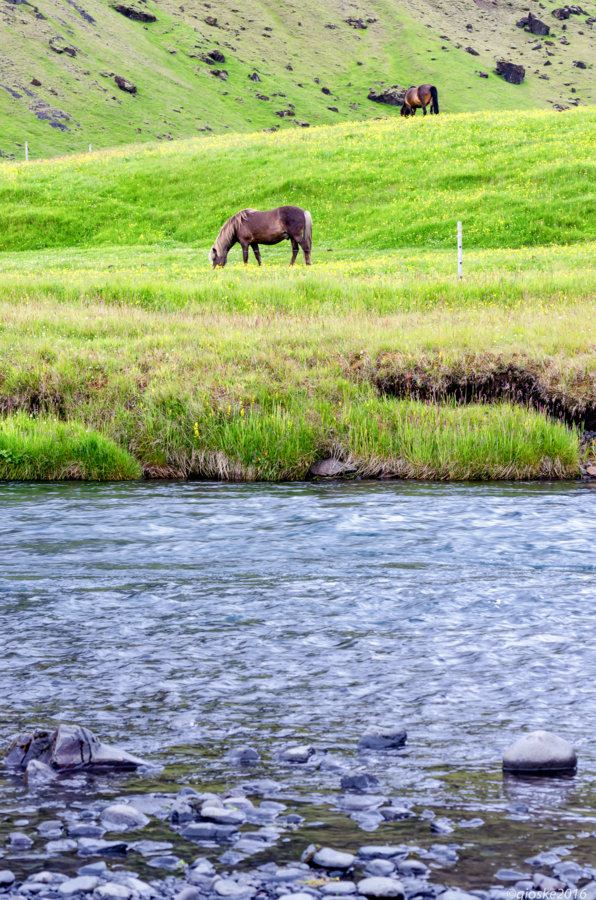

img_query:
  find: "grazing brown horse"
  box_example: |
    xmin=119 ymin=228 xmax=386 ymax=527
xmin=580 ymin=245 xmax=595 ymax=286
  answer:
xmin=400 ymin=84 xmax=439 ymax=117
xmin=209 ymin=205 xmax=312 ymax=268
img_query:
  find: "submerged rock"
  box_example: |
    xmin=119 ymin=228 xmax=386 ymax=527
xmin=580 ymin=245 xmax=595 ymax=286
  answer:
xmin=502 ymin=730 xmax=577 ymax=775
xmin=224 ymin=746 xmax=260 ymax=765
xmin=101 ymin=803 xmax=150 ymax=832
xmin=358 ymin=726 xmax=407 ymax=751
xmin=5 ymin=724 xmax=148 ymax=772
xmin=313 ymin=847 xmax=355 ymax=869
xmin=341 ymin=773 xmax=380 ymax=794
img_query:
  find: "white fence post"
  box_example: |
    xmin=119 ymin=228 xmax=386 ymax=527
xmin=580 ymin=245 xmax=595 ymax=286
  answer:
xmin=89 ymin=144 xmax=92 ymax=152
xmin=25 ymin=141 xmax=29 ymax=162
xmin=457 ymin=221 xmax=462 ymax=280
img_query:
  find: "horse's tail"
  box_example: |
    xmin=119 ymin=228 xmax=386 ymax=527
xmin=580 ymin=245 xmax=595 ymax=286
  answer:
xmin=303 ymin=209 xmax=312 ymax=251
xmin=430 ymin=85 xmax=439 ymax=114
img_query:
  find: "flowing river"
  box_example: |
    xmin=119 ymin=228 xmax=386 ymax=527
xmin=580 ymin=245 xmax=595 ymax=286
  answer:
xmin=1 ymin=481 xmax=595 ymax=891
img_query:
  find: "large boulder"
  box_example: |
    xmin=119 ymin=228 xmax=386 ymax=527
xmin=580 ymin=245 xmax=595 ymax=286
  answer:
xmin=495 ymin=60 xmax=525 ymax=84
xmin=502 ymin=730 xmax=577 ymax=775
xmin=112 ymin=4 xmax=156 ymax=22
xmin=516 ymin=13 xmax=550 ymax=35
xmin=5 ymin=724 xmax=148 ymax=772
xmin=114 ymin=76 xmax=137 ymax=94
xmin=367 ymin=86 xmax=406 ymax=107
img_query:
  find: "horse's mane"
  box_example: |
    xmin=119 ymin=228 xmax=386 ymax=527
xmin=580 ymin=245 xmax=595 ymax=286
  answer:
xmin=213 ymin=208 xmax=258 ymax=256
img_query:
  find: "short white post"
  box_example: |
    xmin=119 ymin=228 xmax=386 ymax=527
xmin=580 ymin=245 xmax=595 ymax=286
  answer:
xmin=25 ymin=141 xmax=29 ymax=162
xmin=89 ymin=144 xmax=92 ymax=152
xmin=457 ymin=220 xmax=462 ymax=280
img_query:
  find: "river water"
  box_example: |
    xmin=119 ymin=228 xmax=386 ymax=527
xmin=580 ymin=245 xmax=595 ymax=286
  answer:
xmin=1 ymin=481 xmax=595 ymax=887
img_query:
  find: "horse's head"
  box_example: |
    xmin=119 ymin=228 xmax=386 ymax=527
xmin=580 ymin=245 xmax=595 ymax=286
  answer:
xmin=209 ymin=247 xmax=227 ymax=268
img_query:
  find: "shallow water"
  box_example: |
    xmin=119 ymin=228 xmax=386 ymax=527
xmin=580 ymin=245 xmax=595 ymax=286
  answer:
xmin=1 ymin=480 xmax=595 ymax=885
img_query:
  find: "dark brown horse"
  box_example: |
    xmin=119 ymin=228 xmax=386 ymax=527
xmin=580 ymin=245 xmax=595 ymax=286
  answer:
xmin=209 ymin=205 xmax=312 ymax=268
xmin=401 ymin=84 xmax=439 ymax=117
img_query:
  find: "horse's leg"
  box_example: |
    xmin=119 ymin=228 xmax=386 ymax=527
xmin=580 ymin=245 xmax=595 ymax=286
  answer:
xmin=241 ymin=242 xmax=249 ymax=265
xmin=297 ymin=238 xmax=311 ymax=266
xmin=251 ymin=242 xmax=262 ymax=266
xmin=422 ymin=102 xmax=427 ymax=116
xmin=289 ymin=238 xmax=299 ymax=266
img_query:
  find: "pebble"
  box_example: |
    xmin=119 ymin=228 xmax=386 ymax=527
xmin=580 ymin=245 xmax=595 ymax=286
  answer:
xmin=437 ymin=891 xmax=478 ymax=900
xmin=46 ymin=839 xmax=78 ymax=854
xmin=357 ymin=877 xmax=405 ymax=898
xmin=201 ymin=806 xmax=246 ymax=826
xmin=430 ymin=818 xmax=454 ymax=835
xmin=364 ymin=861 xmax=395 ymax=877
xmin=146 ymin=856 xmax=184 ymax=871
xmin=101 ymin=804 xmax=150 ymax=832
xmin=37 ymin=821 xmax=63 ymax=838
xmin=340 ymin=774 xmax=380 ymax=794
xmin=313 ymin=848 xmax=356 ymax=869
xmin=58 ymin=876 xmax=100 ymax=895
xmin=8 ymin=832 xmax=33 ymax=849
xmin=0 ymin=872 xmax=15 ymax=888
xmin=77 ymin=838 xmax=128 ymax=856
xmin=494 ymin=869 xmax=529 ymax=882
xmin=94 ymin=885 xmax=133 ymax=900
xmin=175 ymin=890 xmax=202 ymax=900
xmin=213 ymin=880 xmax=256 ymax=898
xmin=358 ymin=847 xmax=406 ymax=861
xmin=320 ymin=882 xmax=357 ymax=894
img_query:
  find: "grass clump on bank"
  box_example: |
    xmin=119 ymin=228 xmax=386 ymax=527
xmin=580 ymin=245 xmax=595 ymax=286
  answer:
xmin=0 ymin=414 xmax=141 ymax=481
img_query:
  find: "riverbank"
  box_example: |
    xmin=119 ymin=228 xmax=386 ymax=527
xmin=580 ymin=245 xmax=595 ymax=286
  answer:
xmin=0 ymin=275 xmax=593 ymax=481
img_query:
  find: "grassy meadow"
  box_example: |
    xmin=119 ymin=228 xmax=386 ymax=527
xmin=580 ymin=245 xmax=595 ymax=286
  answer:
xmin=0 ymin=109 xmax=595 ymax=481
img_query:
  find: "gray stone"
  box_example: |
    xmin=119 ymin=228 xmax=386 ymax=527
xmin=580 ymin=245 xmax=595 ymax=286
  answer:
xmin=395 ymin=859 xmax=428 ymax=877
xmin=146 ymin=855 xmax=183 ymax=870
xmin=201 ymin=806 xmax=245 ymax=826
xmin=358 ymin=728 xmax=407 ymax=751
xmin=438 ymin=892 xmax=478 ymax=900
xmin=46 ymin=839 xmax=78 ymax=853
xmin=580 ymin=882 xmax=596 ymax=900
xmin=58 ymin=876 xmax=100 ymax=894
xmin=502 ymin=731 xmax=577 ymax=774
xmin=320 ymin=883 xmax=357 ymax=895
xmin=278 ymin=895 xmax=316 ymax=900
xmin=180 ymin=822 xmax=217 ymax=841
xmin=101 ymin=803 xmax=150 ymax=832
xmin=494 ymin=870 xmax=529 ymax=882
xmin=313 ymin=848 xmax=356 ymax=869
xmin=69 ymin=824 xmax=106 ymax=838
xmin=37 ymin=821 xmax=63 ymax=838
xmin=358 ymin=847 xmax=406 ymax=861
xmin=77 ymin=863 xmax=108 ymax=876
xmin=340 ymin=774 xmax=381 ymax=794
xmin=533 ymin=874 xmax=566 ymax=892
xmin=364 ymin=861 xmax=395 ymax=877
xmin=279 ymin=745 xmax=315 ymax=763
xmin=128 ymin=840 xmax=173 ymax=857
xmin=525 ymin=851 xmax=561 ymax=866
xmin=552 ymin=861 xmax=584 ymax=885
xmin=430 ymin=818 xmax=454 ymax=835
xmin=175 ymin=890 xmax=202 ymax=900
xmin=338 ymin=794 xmax=386 ymax=811
xmin=213 ymin=880 xmax=256 ymax=898
xmin=9 ymin=832 xmax=33 ymax=849
xmin=94 ymin=885 xmax=134 ymax=900
xmin=0 ymin=872 xmax=15 ymax=888
xmin=357 ymin=877 xmax=405 ymax=898
xmin=224 ymin=747 xmax=260 ymax=765
xmin=25 ymin=760 xmax=57 ymax=789
xmin=5 ymin=724 xmax=147 ymax=772
xmin=309 ymin=458 xmax=355 ymax=478
xmin=77 ymin=838 xmax=128 ymax=856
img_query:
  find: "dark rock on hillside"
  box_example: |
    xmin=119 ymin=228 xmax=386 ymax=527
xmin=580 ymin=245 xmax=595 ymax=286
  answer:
xmin=367 ymin=85 xmax=406 ymax=106
xmin=31 ymin=77 xmax=42 ymax=86
xmin=115 ymin=75 xmax=137 ymax=93
xmin=205 ymin=15 xmax=217 ymax=26
xmin=321 ymin=86 xmax=331 ymax=94
xmin=210 ymin=69 xmax=228 ymax=80
xmin=553 ymin=6 xmax=571 ymax=17
xmin=208 ymin=49 xmax=225 ymax=63
xmin=573 ymin=59 xmax=587 ymax=68
xmin=49 ymin=37 xmax=77 ymax=56
xmin=477 ymin=70 xmax=489 ymax=77
xmin=466 ymin=46 xmax=479 ymax=55
xmin=256 ymin=94 xmax=269 ymax=101
xmin=248 ymin=72 xmax=261 ymax=81
xmin=113 ymin=4 xmax=156 ymax=22
xmin=516 ymin=13 xmax=550 ymax=35
xmin=345 ymin=17 xmax=367 ymax=29
xmin=275 ymin=108 xmax=295 ymax=117
xmin=496 ymin=59 xmax=525 ymax=83
xmin=4 ymin=724 xmax=148 ymax=772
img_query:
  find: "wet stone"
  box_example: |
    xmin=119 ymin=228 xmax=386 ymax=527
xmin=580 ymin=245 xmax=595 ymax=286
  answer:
xmin=201 ymin=806 xmax=246 ymax=826
xmin=395 ymin=859 xmax=428 ymax=877
xmin=77 ymin=863 xmax=108 ymax=876
xmin=320 ymin=882 xmax=357 ymax=894
xmin=175 ymin=890 xmax=202 ymax=900
xmin=552 ymin=861 xmax=584 ymax=884
xmin=430 ymin=818 xmax=454 ymax=835
xmin=58 ymin=876 xmax=100 ymax=894
xmin=494 ymin=870 xmax=529 ymax=882
xmin=129 ymin=840 xmax=174 ymax=857
xmin=101 ymin=804 xmax=150 ymax=832
xmin=364 ymin=861 xmax=395 ymax=877
xmin=224 ymin=747 xmax=260 ymax=766
xmin=313 ymin=848 xmax=355 ymax=869
xmin=46 ymin=839 xmax=78 ymax=853
xmin=95 ymin=885 xmax=133 ymax=900
xmin=146 ymin=855 xmax=183 ymax=870
xmin=358 ymin=847 xmax=406 ymax=861
xmin=358 ymin=728 xmax=407 ymax=752
xmin=214 ymin=880 xmax=256 ymax=898
xmin=357 ymin=877 xmax=405 ymax=898
xmin=37 ymin=821 xmax=63 ymax=838
xmin=0 ymin=872 xmax=15 ymax=888
xmin=279 ymin=746 xmax=315 ymax=763
xmin=438 ymin=891 xmax=478 ymax=900
xmin=77 ymin=838 xmax=128 ymax=856
xmin=69 ymin=823 xmax=106 ymax=838
xmin=180 ymin=822 xmax=217 ymax=841
xmin=9 ymin=832 xmax=34 ymax=849
xmin=502 ymin=731 xmax=577 ymax=775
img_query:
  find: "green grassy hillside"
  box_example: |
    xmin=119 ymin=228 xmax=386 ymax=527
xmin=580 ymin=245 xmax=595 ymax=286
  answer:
xmin=0 ymin=109 xmax=594 ymax=481
xmin=1 ymin=0 xmax=595 ymax=160
xmin=1 ymin=108 xmax=595 ymax=253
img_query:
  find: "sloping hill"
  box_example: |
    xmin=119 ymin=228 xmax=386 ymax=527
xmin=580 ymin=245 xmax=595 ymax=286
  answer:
xmin=0 ymin=0 xmax=595 ymax=159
